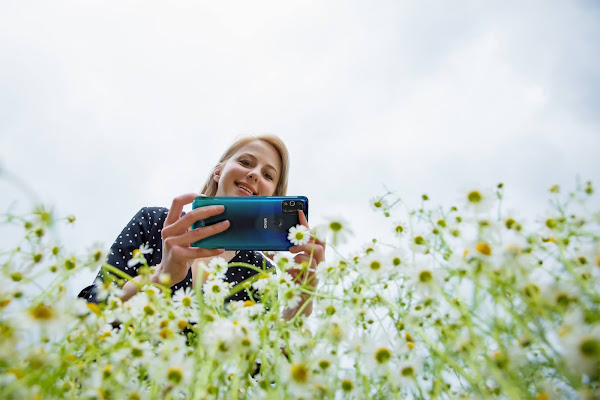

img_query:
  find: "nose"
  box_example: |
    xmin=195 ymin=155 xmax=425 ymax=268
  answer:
xmin=247 ymin=170 xmax=259 ymax=182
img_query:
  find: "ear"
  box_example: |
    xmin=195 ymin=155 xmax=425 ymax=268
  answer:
xmin=213 ymin=167 xmax=222 ymax=183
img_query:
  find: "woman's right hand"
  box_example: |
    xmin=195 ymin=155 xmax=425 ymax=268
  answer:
xmin=155 ymin=193 xmax=229 ymax=286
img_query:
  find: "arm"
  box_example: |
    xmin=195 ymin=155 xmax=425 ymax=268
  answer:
xmin=79 ymin=195 xmax=230 ymax=303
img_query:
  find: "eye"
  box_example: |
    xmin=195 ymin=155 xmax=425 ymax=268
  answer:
xmin=239 ymin=159 xmax=251 ymax=166
xmin=264 ymin=172 xmax=274 ymax=181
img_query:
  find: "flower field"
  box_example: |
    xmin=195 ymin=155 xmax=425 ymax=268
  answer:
xmin=1 ymin=182 xmax=599 ymax=399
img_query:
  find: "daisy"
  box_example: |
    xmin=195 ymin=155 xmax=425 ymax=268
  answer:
xmin=280 ymin=284 xmax=303 ymax=310
xmin=123 ymin=291 xmax=154 ymax=321
xmin=227 ymin=300 xmax=265 ymax=318
xmin=316 ymin=216 xmax=352 ymax=246
xmin=281 ymin=359 xmax=319 ymax=399
xmin=128 ymin=340 xmax=154 ymax=367
xmin=357 ymin=251 xmax=390 ymax=283
xmin=203 ymin=318 xmax=238 ymax=359
xmin=406 ymin=254 xmax=446 ymax=297
xmin=172 ymin=287 xmax=198 ymax=310
xmin=559 ymin=311 xmax=600 ymax=376
xmin=316 ymin=259 xmax=346 ymax=284
xmin=274 ymin=252 xmax=293 ymax=271
xmin=369 ymin=195 xmax=389 ymax=213
xmin=86 ymin=242 xmax=106 ymax=270
xmin=288 ymin=224 xmax=311 ymax=246
xmin=251 ymin=272 xmax=275 ymax=293
xmin=277 ymin=271 xmax=296 ymax=288
xmin=396 ymin=355 xmax=423 ymax=387
xmin=205 ymin=256 xmax=229 ymax=279
xmin=150 ymin=352 xmax=194 ymax=388
xmin=460 ymin=186 xmax=494 ymax=215
xmin=202 ymin=277 xmax=231 ymax=308
xmin=360 ymin=340 xmax=395 ymax=373
xmin=94 ymin=278 xmax=124 ymax=301
xmin=127 ymin=243 xmax=153 ymax=268
xmin=232 ymin=318 xmax=260 ymax=354
xmin=19 ymin=299 xmax=69 ymax=339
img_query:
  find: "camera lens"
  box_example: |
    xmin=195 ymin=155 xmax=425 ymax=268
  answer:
xmin=290 ymin=201 xmax=295 ymax=206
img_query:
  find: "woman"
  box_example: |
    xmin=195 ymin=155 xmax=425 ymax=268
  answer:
xmin=78 ymin=135 xmax=324 ymax=318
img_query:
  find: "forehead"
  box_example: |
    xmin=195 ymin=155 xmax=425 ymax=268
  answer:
xmin=233 ymin=140 xmax=281 ymax=171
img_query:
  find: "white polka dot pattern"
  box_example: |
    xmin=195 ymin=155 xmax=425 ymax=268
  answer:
xmin=78 ymin=207 xmax=274 ymax=303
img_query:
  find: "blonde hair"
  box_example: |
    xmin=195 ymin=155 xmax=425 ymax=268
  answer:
xmin=201 ymin=135 xmax=289 ymax=196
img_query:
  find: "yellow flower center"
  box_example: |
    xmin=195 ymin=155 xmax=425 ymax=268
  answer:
xmin=329 ymin=222 xmax=342 ymax=232
xmin=291 ymin=363 xmax=308 ymax=383
xmin=375 ymin=348 xmax=391 ymax=364
xmin=580 ymin=338 xmax=600 ymax=359
xmin=341 ymin=379 xmax=353 ymax=392
xmin=467 ymin=191 xmax=482 ymax=203
xmin=401 ymin=366 xmax=414 ymax=377
xmin=476 ymin=242 xmax=492 ymax=256
xmin=167 ymin=367 xmax=183 ymax=384
xmin=143 ymin=304 xmax=155 ymax=316
xmin=29 ymin=303 xmax=56 ymax=321
xmin=419 ymin=270 xmax=432 ymax=283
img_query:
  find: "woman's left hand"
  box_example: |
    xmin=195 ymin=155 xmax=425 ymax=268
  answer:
xmin=285 ymin=210 xmax=325 ymax=317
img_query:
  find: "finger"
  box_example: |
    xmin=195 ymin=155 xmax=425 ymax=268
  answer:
xmin=298 ymin=210 xmax=309 ymax=229
xmin=164 ymin=193 xmax=199 ymax=227
xmin=297 ymin=210 xmax=325 ymax=250
xmin=289 ymin=260 xmax=318 ymax=285
xmin=313 ymin=236 xmax=326 ymax=250
xmin=168 ymin=220 xmax=230 ymax=247
xmin=293 ymin=253 xmax=318 ymax=269
xmin=165 ymin=205 xmax=226 ymax=237
xmin=289 ymin=243 xmax=325 ymax=264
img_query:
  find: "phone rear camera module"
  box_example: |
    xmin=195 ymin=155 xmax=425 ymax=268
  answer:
xmin=282 ymin=199 xmax=304 ymax=214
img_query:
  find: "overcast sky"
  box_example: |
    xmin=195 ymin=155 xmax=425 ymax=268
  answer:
xmin=1 ymin=0 xmax=599 ymax=294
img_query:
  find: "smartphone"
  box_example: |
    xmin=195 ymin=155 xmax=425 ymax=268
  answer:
xmin=191 ymin=196 xmax=309 ymax=250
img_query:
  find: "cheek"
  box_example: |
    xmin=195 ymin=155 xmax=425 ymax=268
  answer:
xmin=222 ymin=164 xmax=244 ymax=179
xmin=263 ymin=180 xmax=277 ymax=195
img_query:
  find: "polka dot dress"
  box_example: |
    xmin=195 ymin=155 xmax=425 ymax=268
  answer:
xmin=78 ymin=207 xmax=274 ymax=303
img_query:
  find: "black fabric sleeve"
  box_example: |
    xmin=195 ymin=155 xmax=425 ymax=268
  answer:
xmin=78 ymin=207 xmax=168 ymax=303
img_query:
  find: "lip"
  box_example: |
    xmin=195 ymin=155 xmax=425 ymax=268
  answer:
xmin=235 ymin=181 xmax=257 ymax=196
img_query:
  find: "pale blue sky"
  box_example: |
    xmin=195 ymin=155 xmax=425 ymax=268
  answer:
xmin=1 ymin=0 xmax=599 ymax=293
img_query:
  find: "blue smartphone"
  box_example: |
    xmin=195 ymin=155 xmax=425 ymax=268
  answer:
xmin=191 ymin=196 xmax=309 ymax=250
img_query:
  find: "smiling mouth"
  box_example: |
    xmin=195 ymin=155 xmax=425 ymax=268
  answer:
xmin=235 ymin=183 xmax=255 ymax=195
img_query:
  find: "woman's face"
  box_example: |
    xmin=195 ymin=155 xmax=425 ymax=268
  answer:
xmin=214 ymin=140 xmax=281 ymax=197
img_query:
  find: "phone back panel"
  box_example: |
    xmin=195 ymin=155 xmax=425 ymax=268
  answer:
xmin=191 ymin=196 xmax=308 ymax=251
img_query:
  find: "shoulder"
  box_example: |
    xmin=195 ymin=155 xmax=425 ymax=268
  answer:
xmin=136 ymin=207 xmax=170 ymax=219
xmin=129 ymin=207 xmax=170 ymax=225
